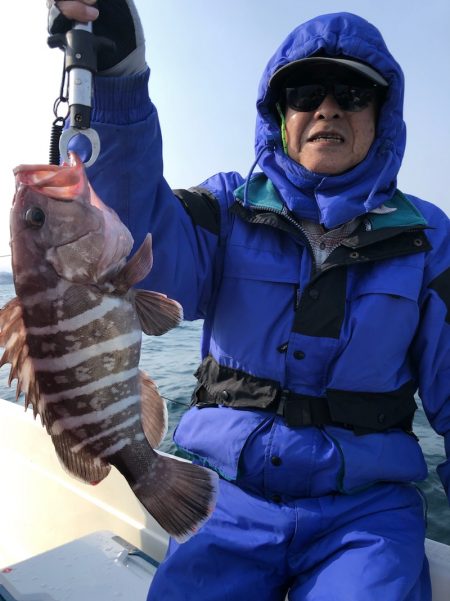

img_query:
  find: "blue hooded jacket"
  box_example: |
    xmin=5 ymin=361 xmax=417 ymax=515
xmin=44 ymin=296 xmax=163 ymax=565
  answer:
xmin=84 ymin=13 xmax=450 ymax=501
xmin=254 ymin=12 xmax=406 ymax=228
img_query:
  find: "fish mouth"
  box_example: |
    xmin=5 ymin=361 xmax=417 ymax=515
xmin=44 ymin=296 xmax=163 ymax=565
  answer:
xmin=307 ymin=131 xmax=345 ymax=143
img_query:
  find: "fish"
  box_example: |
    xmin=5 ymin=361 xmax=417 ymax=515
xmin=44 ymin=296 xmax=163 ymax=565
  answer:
xmin=0 ymin=152 xmax=217 ymax=541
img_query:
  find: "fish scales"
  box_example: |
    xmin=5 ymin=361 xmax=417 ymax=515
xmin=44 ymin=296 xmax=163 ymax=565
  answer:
xmin=26 ymin=297 xmax=138 ymax=363
xmin=25 ymin=265 xmax=161 ymax=466
xmin=24 ymin=291 xmax=120 ymax=331
xmin=0 ymin=153 xmax=217 ymax=541
xmin=23 ymin=270 xmax=146 ymax=464
xmin=35 ymin=345 xmax=140 ymax=394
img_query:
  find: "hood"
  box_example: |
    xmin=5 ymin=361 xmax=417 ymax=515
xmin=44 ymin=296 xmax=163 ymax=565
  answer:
xmin=254 ymin=12 xmax=406 ymax=228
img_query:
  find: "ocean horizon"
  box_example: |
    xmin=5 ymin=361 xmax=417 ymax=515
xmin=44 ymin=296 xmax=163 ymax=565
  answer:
xmin=0 ymin=281 xmax=449 ymax=546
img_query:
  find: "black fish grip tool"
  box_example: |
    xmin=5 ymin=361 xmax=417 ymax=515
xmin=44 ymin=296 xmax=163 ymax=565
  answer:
xmin=48 ymin=22 xmax=114 ymax=167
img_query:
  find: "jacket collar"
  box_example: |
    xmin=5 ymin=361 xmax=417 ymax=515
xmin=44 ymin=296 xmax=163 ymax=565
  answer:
xmin=234 ymin=173 xmax=427 ymax=230
xmin=233 ymin=175 xmax=431 ymax=267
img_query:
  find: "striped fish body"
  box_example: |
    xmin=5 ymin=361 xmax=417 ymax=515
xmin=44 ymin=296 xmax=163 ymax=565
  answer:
xmin=0 ymin=153 xmax=217 ymax=541
xmin=24 ymin=279 xmax=147 ymax=483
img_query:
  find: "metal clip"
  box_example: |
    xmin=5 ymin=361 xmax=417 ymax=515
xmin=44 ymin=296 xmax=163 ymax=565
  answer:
xmin=59 ymin=126 xmax=100 ymax=168
xmin=49 ymin=21 xmax=101 ymax=167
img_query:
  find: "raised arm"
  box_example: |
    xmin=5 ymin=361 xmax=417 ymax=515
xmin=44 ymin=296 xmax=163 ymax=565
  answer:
xmin=47 ymin=0 xmax=242 ymax=319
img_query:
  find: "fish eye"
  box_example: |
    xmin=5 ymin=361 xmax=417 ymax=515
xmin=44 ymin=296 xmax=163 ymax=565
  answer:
xmin=25 ymin=207 xmax=46 ymax=229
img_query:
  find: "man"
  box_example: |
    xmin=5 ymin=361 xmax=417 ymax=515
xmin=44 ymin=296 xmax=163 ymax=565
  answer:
xmin=48 ymin=3 xmax=450 ymax=600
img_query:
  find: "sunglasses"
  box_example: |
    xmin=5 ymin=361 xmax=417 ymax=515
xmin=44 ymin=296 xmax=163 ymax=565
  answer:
xmin=285 ymin=80 xmax=380 ymax=112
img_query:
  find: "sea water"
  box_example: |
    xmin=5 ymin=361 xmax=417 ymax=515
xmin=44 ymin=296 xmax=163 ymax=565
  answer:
xmin=0 ymin=281 xmax=448 ymax=545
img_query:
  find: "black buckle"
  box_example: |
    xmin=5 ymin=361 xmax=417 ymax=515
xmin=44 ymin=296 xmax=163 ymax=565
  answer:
xmin=276 ymin=390 xmax=332 ymax=428
xmin=276 ymin=389 xmax=290 ymax=417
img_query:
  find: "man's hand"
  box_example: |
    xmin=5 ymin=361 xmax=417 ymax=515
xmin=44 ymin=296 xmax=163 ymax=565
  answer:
xmin=49 ymin=0 xmax=99 ymax=24
xmin=47 ymin=0 xmax=146 ymax=75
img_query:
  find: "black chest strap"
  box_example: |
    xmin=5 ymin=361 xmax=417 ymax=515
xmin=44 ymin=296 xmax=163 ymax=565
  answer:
xmin=192 ymin=357 xmax=417 ymax=436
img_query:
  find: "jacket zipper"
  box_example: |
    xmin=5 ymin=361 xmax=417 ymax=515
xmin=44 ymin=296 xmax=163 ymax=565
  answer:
xmin=235 ymin=200 xmax=429 ymax=293
xmin=237 ymin=200 xmax=334 ymax=283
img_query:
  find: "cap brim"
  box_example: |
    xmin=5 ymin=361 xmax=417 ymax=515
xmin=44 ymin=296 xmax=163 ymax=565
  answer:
xmin=269 ymin=57 xmax=388 ymax=92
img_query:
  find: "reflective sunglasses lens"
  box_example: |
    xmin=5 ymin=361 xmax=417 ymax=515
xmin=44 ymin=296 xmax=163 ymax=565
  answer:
xmin=285 ymin=83 xmax=377 ymax=112
xmin=334 ymin=84 xmax=376 ymax=111
xmin=286 ymin=85 xmax=326 ymax=112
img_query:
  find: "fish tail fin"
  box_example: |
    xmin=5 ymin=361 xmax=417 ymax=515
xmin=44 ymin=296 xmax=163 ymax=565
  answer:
xmin=134 ymin=453 xmax=218 ymax=542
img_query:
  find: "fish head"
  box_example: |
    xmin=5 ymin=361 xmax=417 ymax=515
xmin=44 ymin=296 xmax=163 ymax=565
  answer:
xmin=11 ymin=153 xmax=133 ymax=291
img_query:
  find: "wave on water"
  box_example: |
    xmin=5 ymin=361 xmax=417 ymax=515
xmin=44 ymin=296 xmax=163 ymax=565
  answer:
xmin=0 ymin=272 xmax=13 ymax=285
xmin=0 ymin=282 xmax=448 ymax=545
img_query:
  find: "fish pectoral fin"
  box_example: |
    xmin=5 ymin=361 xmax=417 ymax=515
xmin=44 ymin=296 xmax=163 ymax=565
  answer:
xmin=114 ymin=234 xmax=153 ymax=290
xmin=133 ymin=290 xmax=183 ymax=336
xmin=0 ymin=297 xmax=40 ymax=416
xmin=113 ymin=234 xmax=183 ymax=335
xmin=140 ymin=370 xmax=168 ymax=448
xmin=52 ymin=432 xmax=111 ymax=485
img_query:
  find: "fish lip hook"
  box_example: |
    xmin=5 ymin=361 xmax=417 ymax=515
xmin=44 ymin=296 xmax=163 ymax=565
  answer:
xmin=59 ymin=127 xmax=101 ymax=168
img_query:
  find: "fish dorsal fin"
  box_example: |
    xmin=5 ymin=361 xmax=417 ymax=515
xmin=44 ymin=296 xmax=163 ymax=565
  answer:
xmin=113 ymin=234 xmax=153 ymax=291
xmin=0 ymin=297 xmax=40 ymax=416
xmin=51 ymin=431 xmax=111 ymax=485
xmin=140 ymin=370 xmax=168 ymax=448
xmin=134 ymin=290 xmax=183 ymax=335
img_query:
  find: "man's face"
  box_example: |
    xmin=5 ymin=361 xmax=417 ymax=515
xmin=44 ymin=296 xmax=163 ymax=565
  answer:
xmin=284 ymin=86 xmax=377 ymax=175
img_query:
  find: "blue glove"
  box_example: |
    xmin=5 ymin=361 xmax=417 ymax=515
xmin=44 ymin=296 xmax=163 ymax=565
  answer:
xmin=47 ymin=0 xmax=146 ymax=75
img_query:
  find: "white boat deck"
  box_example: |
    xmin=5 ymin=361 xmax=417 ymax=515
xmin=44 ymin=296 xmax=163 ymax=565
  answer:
xmin=1 ymin=400 xmax=449 ymax=600
xmin=0 ymin=400 xmax=168 ymax=570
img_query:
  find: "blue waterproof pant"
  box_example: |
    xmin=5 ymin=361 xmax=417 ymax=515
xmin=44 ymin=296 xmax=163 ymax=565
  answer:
xmin=148 ymin=479 xmax=430 ymax=600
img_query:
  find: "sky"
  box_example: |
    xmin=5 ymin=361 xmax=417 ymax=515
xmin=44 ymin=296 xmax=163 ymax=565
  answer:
xmin=1 ymin=0 xmax=449 ymax=272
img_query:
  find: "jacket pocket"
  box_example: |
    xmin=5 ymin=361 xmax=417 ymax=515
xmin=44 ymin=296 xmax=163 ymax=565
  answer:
xmin=211 ymin=245 xmax=300 ymax=372
xmin=323 ymin=426 xmax=428 ymax=493
xmin=223 ymin=244 xmax=299 ymax=284
xmin=349 ymin=263 xmax=422 ymax=301
xmin=173 ymin=406 xmax=270 ymax=481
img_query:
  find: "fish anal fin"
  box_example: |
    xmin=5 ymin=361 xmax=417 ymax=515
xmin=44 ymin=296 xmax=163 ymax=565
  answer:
xmin=133 ymin=290 xmax=183 ymax=336
xmin=52 ymin=433 xmax=111 ymax=485
xmin=114 ymin=234 xmax=153 ymax=291
xmin=140 ymin=370 xmax=168 ymax=448
xmin=0 ymin=297 xmax=40 ymax=414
